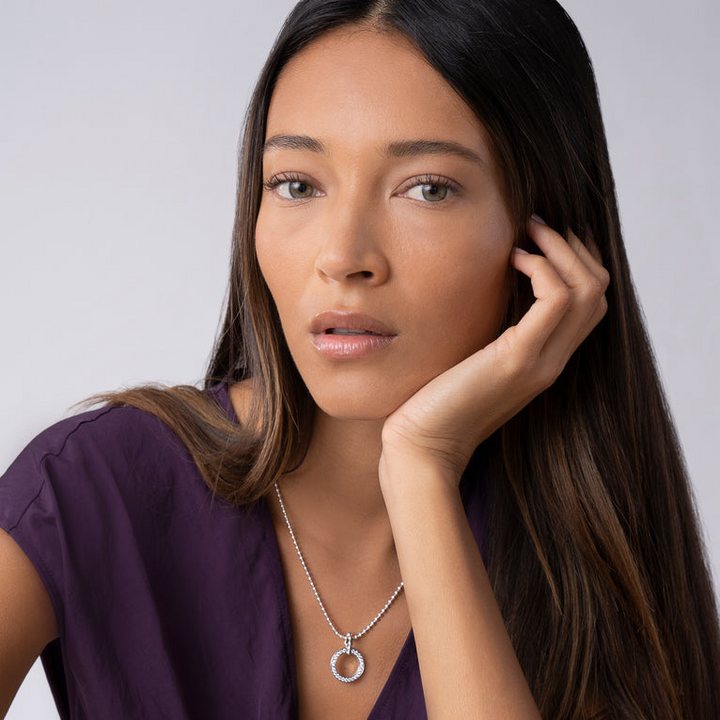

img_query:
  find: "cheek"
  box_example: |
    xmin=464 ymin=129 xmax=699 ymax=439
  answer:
xmin=420 ymin=255 xmax=511 ymax=356
xmin=255 ymin=206 xmax=301 ymax=307
xmin=399 ymin=209 xmax=514 ymax=350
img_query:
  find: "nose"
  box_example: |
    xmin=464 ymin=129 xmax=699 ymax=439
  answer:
xmin=314 ymin=201 xmax=390 ymax=286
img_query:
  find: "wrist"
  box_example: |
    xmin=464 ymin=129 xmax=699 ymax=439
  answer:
xmin=378 ymin=445 xmax=463 ymax=512
xmin=380 ymin=424 xmax=473 ymax=486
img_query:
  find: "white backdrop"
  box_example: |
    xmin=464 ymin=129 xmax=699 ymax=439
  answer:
xmin=2 ymin=1 xmax=717 ymax=716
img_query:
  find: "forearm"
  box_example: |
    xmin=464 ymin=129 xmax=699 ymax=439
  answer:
xmin=379 ymin=454 xmax=541 ymax=720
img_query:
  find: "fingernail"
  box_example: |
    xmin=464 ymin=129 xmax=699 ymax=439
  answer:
xmin=514 ymin=247 xmax=529 ymax=254
xmin=531 ymin=213 xmax=547 ymax=226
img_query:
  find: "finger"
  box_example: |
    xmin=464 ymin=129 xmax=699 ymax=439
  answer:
xmin=511 ymin=244 xmax=607 ymax=367
xmin=514 ymin=224 xmax=608 ymax=320
xmin=528 ymin=216 xmax=610 ymax=300
xmin=582 ymin=227 xmax=603 ymax=264
xmin=527 ymin=220 xmax=610 ymax=340
xmin=560 ymin=230 xmax=610 ymax=322
xmin=566 ymin=229 xmax=610 ymax=290
xmin=528 ymin=217 xmax=608 ymax=291
xmin=509 ymin=248 xmax=573 ymax=355
xmin=532 ymin=247 xmax=608 ymax=365
xmin=539 ymin=286 xmax=608 ymax=369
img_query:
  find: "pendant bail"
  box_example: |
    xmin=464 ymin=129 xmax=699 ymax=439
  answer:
xmin=344 ymin=633 xmax=352 ymax=652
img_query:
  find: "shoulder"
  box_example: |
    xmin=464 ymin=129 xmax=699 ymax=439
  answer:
xmin=18 ymin=379 xmax=234 ymax=467
xmin=22 ymin=403 xmax=172 ymax=457
xmin=8 ymin=401 xmax=186 ymax=471
xmin=0 ymin=402 xmax=205 ymax=535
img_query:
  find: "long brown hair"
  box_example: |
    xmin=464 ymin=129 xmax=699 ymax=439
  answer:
xmin=102 ymin=0 xmax=720 ymax=716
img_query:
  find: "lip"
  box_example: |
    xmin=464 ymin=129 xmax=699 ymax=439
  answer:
xmin=310 ymin=310 xmax=397 ymax=360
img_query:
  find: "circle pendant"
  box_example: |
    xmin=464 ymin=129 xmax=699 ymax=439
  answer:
xmin=330 ymin=646 xmax=365 ymax=683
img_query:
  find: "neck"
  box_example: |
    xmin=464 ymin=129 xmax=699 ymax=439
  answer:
xmin=276 ymin=410 xmax=394 ymax=562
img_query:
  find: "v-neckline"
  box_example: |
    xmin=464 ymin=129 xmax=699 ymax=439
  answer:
xmin=218 ymin=380 xmax=427 ymax=717
xmin=257 ymin=492 xmax=418 ymax=719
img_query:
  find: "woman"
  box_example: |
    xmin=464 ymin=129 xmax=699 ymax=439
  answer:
xmin=1 ymin=0 xmax=718 ymax=718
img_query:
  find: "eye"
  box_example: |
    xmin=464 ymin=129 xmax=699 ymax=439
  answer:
xmin=279 ymin=180 xmax=315 ymax=199
xmin=401 ymin=176 xmax=457 ymax=203
xmin=263 ymin=174 xmax=319 ymax=200
xmin=406 ymin=183 xmax=448 ymax=202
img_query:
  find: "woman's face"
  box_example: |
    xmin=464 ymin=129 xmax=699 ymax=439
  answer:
xmin=256 ymin=27 xmax=514 ymax=420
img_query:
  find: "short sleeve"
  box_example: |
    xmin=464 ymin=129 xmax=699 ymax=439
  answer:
xmin=0 ymin=408 xmax=120 ymax=633
xmin=0 ymin=399 xmax=303 ymax=720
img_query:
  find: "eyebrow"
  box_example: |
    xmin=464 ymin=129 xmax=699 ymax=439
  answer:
xmin=262 ymin=134 xmax=485 ymax=167
xmin=263 ymin=134 xmax=326 ymax=154
xmin=383 ymin=139 xmax=485 ymax=167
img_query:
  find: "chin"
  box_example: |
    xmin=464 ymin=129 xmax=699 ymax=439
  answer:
xmin=311 ymin=395 xmax=406 ymax=422
xmin=303 ymin=377 xmax=418 ymax=422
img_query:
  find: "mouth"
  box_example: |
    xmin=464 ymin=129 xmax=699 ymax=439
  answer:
xmin=324 ymin=328 xmax=382 ymax=336
xmin=310 ymin=311 xmax=397 ymax=337
xmin=310 ymin=311 xmax=397 ymax=359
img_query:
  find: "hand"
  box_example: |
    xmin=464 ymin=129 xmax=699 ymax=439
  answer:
xmin=380 ymin=216 xmax=610 ymax=480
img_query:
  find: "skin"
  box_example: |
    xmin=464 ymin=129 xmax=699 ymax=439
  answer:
xmin=0 ymin=23 xmax=609 ymax=720
xmin=0 ymin=528 xmax=58 ymax=717
xmin=257 ymin=30 xmax=513 ymax=422
xmin=252 ymin=26 xmax=608 ymax=720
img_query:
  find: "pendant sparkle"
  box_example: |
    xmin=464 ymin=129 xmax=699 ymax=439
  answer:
xmin=330 ymin=634 xmax=365 ymax=683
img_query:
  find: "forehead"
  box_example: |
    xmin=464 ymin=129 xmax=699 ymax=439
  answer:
xmin=265 ymin=26 xmax=492 ymax=164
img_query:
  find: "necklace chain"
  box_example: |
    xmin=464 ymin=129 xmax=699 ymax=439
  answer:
xmin=273 ymin=482 xmax=404 ymax=643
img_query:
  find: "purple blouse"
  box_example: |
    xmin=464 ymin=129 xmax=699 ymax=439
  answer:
xmin=0 ymin=384 xmax=488 ymax=719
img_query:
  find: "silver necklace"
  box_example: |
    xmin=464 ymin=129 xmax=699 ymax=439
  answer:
xmin=273 ymin=482 xmax=404 ymax=683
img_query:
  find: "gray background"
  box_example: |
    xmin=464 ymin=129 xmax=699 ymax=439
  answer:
xmin=2 ymin=1 xmax=717 ymax=716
